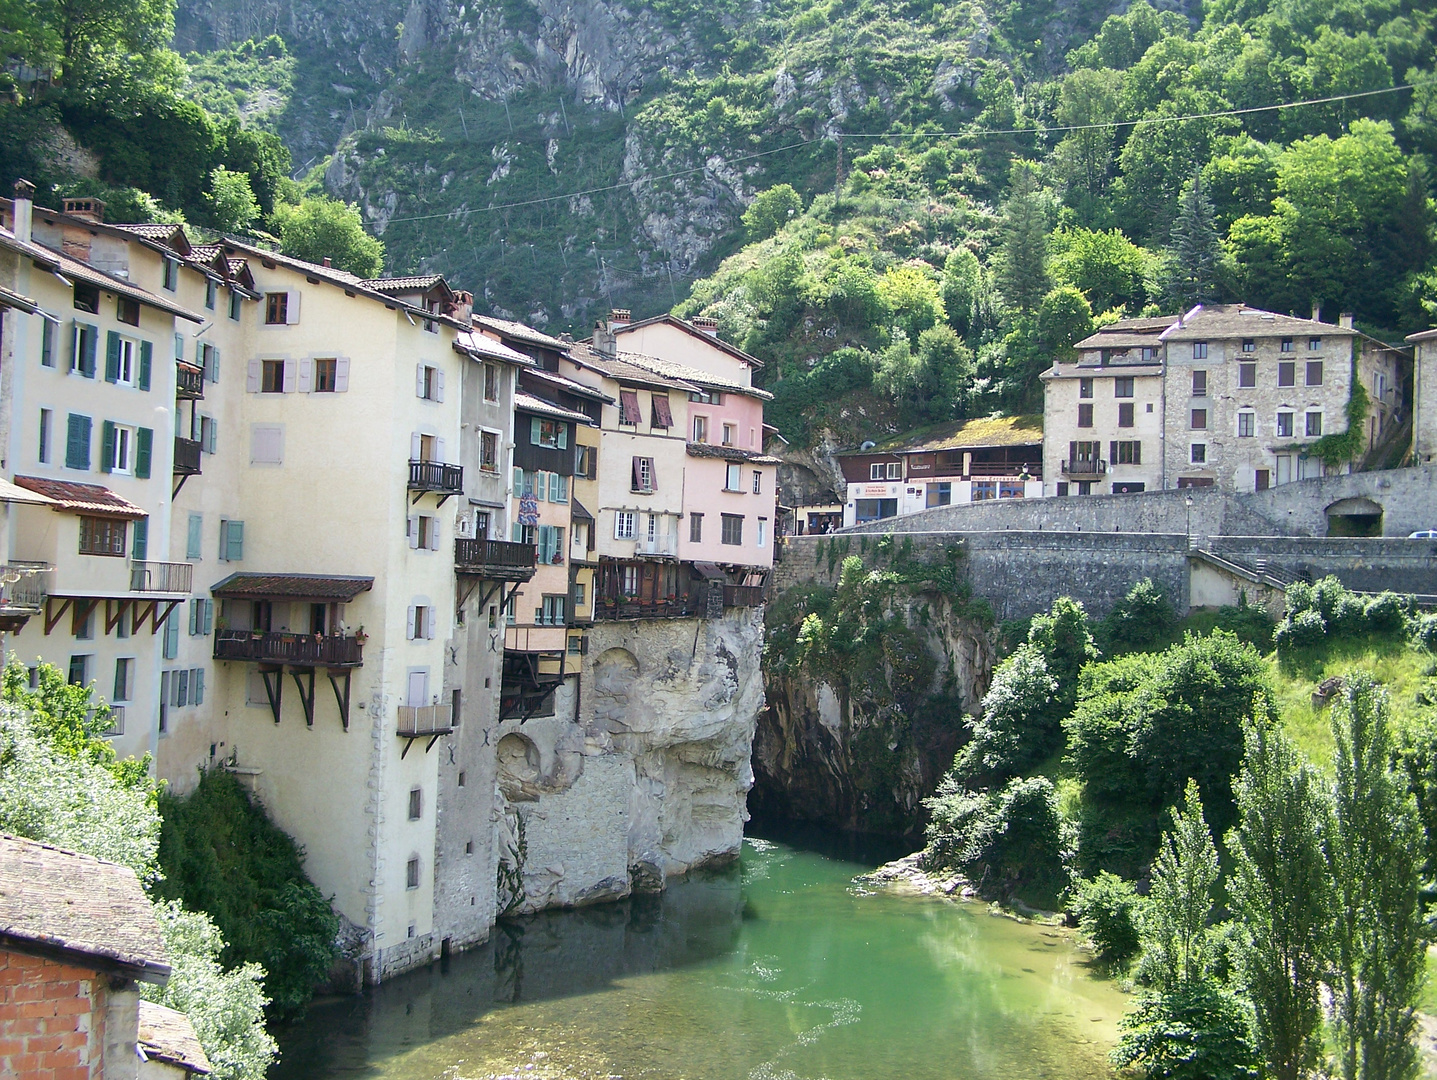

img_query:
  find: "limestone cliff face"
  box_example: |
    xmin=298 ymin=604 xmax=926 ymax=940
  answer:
xmin=494 ymin=611 xmax=762 ymax=916
xmin=752 ymin=594 xmax=993 ymax=837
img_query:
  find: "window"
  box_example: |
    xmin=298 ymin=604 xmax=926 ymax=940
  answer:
xmin=74 ymin=607 xmax=94 ymax=640
xmin=722 ymin=423 xmax=735 ymax=446
xmin=619 ymin=390 xmax=641 ymax=424
xmin=1278 ymin=361 xmax=1295 ymax=387
xmin=547 ymin=472 xmax=568 ymax=503
xmin=70 ymin=322 xmax=97 ymax=377
xmin=632 ymin=456 xmax=655 ymax=493
xmin=537 ymin=525 xmax=564 ymax=565
xmin=1077 ymin=403 xmax=1094 ymax=428
xmin=1114 ymin=377 xmax=1134 ymax=398
xmin=480 ymin=431 xmax=499 ymax=472
xmin=261 ymin=359 xmax=284 ymax=393
xmin=412 ymin=515 xmax=439 ymax=549
xmin=78 ymin=517 xmax=126 ymax=556
xmin=539 ymin=595 xmax=566 ymax=625
xmin=38 ymin=409 xmax=51 ymax=463
xmin=64 ymin=413 xmax=89 ymax=470
xmin=1280 ymin=337 xmax=1293 ymax=353
xmin=1112 ymin=440 xmax=1141 ymax=465
xmin=1079 ymin=378 xmax=1093 ymax=399
xmin=218 ymin=519 xmax=244 ymax=562
xmin=408 ymin=605 xmax=434 ymax=640
xmin=513 ymin=522 xmax=535 ymax=546
xmin=870 ymin=463 xmax=884 ymax=480
xmin=417 ymin=364 xmax=443 ymax=400
xmin=73 ymin=283 xmax=99 ymax=314
xmin=200 ymin=415 xmax=217 ymax=455
xmin=688 ymin=389 xmax=722 ymax=404
xmin=68 ymin=655 xmax=91 ymax=687
xmin=568 ymin=635 xmax=583 ymax=654
xmin=113 ymin=658 xmax=133 ymax=702
xmin=1056 ymin=482 xmax=1070 ymax=496
xmin=1118 ymin=403 xmax=1134 ymax=428
xmin=725 ymin=463 xmax=742 ymax=491
xmin=265 ymin=292 xmax=288 ymax=325
xmin=313 ymin=357 xmax=338 ymax=392
xmin=886 ymin=462 xmax=901 ymax=480
xmin=1191 ymin=408 xmax=1207 ymax=430
xmin=1192 ymin=370 xmax=1207 ymax=396
xmin=1306 ymin=411 xmax=1323 ymax=437
xmin=1238 ymin=412 xmax=1256 ymax=438
xmin=690 ymin=513 xmax=704 ymax=542
xmin=1191 ymin=443 xmax=1207 ymax=464
xmin=757 ymin=518 xmax=768 ymax=547
xmin=228 ymin=291 xmax=241 ymax=321
xmin=614 ymin=511 xmax=636 ymax=540
xmin=576 ymin=444 xmax=596 ymax=479
xmin=116 ymin=297 xmax=139 ymax=326
xmin=1309 ymin=337 xmax=1321 ymax=351
xmin=102 ymin=422 xmax=132 ymax=473
xmin=40 ymin=318 xmax=55 ymax=367
xmin=1276 ymin=411 xmax=1294 ymax=438
xmin=189 ymin=598 xmax=214 ymax=636
xmin=408 ymin=788 xmax=422 ymax=821
xmin=1306 ymin=361 xmax=1323 ymax=386
xmin=1193 ymin=342 xmax=1208 ymax=359
xmin=651 ymin=395 xmax=673 ymax=429
xmin=250 ymin=425 xmax=283 ymax=465
xmin=531 ymin=418 xmax=567 ymax=449
xmin=104 ymin=334 xmax=136 ymax=386
xmin=199 ymin=341 xmax=220 ymax=382
xmin=474 ymin=510 xmax=491 ymax=540
xmin=1140 ymin=346 xmax=1158 ymax=361
xmin=484 ymin=363 xmax=499 ymax=401
xmin=752 ymin=470 xmax=762 ymax=494
xmin=205 ymin=278 xmax=217 ymax=309
xmin=1242 ymin=339 xmax=1255 ymax=352
xmin=574 ymin=583 xmax=586 ymax=607
xmin=721 ymin=514 xmax=743 ymax=545
xmin=406 ymin=857 xmax=420 ymax=889
xmin=1239 ymin=362 xmax=1257 ymax=388
xmin=692 ymin=415 xmax=709 ymax=443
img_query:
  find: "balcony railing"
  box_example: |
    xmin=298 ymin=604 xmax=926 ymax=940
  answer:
xmin=0 ymin=562 xmax=51 ymax=612
xmin=408 ymin=460 xmax=464 ymax=494
xmin=130 ymin=561 xmax=193 ymax=594
xmin=594 ymin=595 xmax=701 ymax=621
xmin=454 ymin=538 xmax=537 ymax=580
xmin=214 ymin=630 xmax=364 ymax=668
xmin=397 ymin=703 xmax=453 ymax=738
xmin=635 ymin=538 xmax=679 ymax=558
xmin=1061 ymin=458 xmax=1107 ymax=476
xmin=176 ymin=363 xmax=204 ymax=400
xmin=722 ymin=584 xmax=766 ymax=607
xmin=174 ymin=436 xmax=202 ymax=476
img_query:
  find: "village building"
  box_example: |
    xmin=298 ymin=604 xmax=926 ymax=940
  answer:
xmin=1408 ymin=326 xmax=1437 ymax=466
xmin=0 ymin=833 xmax=210 ymax=1080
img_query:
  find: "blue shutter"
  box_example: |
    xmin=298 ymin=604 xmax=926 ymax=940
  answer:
xmin=131 ymin=518 xmax=148 ymax=560
xmin=227 ymin=520 xmax=244 ymax=561
xmin=134 ymin=427 xmax=152 ymax=479
xmin=186 ymin=514 xmax=202 ymax=560
xmin=531 ymin=416 xmax=541 ymax=445
xmin=66 ymin=320 xmax=77 ymax=371
xmin=163 ymin=613 xmax=179 ymax=659
xmin=65 ymin=414 xmax=91 ymax=470
xmin=99 ymin=421 xmax=115 ymax=473
xmin=138 ymin=340 xmax=152 ymax=391
xmin=41 ymin=319 xmax=54 ymax=367
xmin=105 ymin=331 xmax=120 ymax=382
xmin=193 ymin=667 xmax=204 ymax=704
xmin=80 ymin=323 xmax=97 ymax=376
xmin=175 ymin=333 xmax=184 ymax=362
xmin=203 ymin=600 xmax=213 ymax=635
xmin=558 ymin=424 xmax=568 ymax=450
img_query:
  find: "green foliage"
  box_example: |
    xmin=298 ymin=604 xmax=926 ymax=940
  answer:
xmin=1275 ymin=576 xmax=1418 ymax=655
xmin=1160 ymin=175 xmax=1224 ymax=311
xmin=924 ymin=774 xmax=1067 ymax=905
xmin=1100 ymin=578 xmax=1176 ymax=654
xmin=270 ymin=195 xmax=384 ymax=277
xmin=1396 ymin=711 xmax=1437 ymax=888
xmin=155 ymin=769 xmax=339 ymax=1016
xmin=1049 ymin=227 xmax=1150 ymax=315
xmin=207 ymin=165 xmax=259 ymax=232
xmin=1070 ymin=871 xmax=1143 ymax=970
xmin=1112 ymin=979 xmax=1260 ymax=1080
xmin=742 ymin=184 xmax=803 ymax=241
xmin=1140 ymin=781 xmax=1222 ymax=992
xmin=994 ymin=164 xmax=1052 ymax=315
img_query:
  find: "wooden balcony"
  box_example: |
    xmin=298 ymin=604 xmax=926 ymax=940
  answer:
xmin=398 ymin=703 xmax=453 ymax=737
xmin=408 ymin=460 xmax=464 ymax=499
xmin=176 ymin=362 xmax=204 ymax=400
xmin=722 ymin=584 xmax=766 ymax=607
xmin=130 ymin=561 xmax=193 ymax=594
xmin=0 ymin=562 xmax=51 ymax=631
xmin=454 ymin=538 xmax=536 ymax=581
xmin=594 ymin=595 xmax=700 ymax=621
xmin=1061 ymin=458 xmax=1107 ymax=476
xmin=174 ymin=436 xmax=202 ymax=476
xmin=214 ymin=630 xmax=364 ymax=668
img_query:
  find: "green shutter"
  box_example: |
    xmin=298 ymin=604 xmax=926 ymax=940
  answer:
xmin=186 ymin=514 xmax=202 ymax=560
xmin=558 ymin=424 xmax=568 ymax=450
xmin=134 ymin=427 xmax=152 ymax=479
xmin=66 ymin=320 xmax=77 ymax=371
xmin=41 ymin=319 xmax=54 ymax=367
xmin=66 ymin=414 xmax=90 ymax=470
xmin=531 ymin=416 xmax=541 ymax=445
xmin=138 ymin=340 xmax=152 ymax=391
xmin=99 ymin=421 xmax=115 ymax=473
xmin=105 ymin=331 xmax=120 ymax=382
xmin=80 ymin=323 xmax=98 ymax=376
xmin=226 ymin=520 xmax=243 ymax=561
xmin=131 ymin=518 xmax=148 ymax=561
xmin=175 ymin=333 xmax=184 ymax=362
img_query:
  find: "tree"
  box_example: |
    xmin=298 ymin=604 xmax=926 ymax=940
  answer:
xmin=940 ymin=247 xmax=982 ymax=338
xmin=1050 ymin=68 xmax=1123 ymax=221
xmin=924 ymin=775 xmax=1067 ymax=905
xmin=1325 ymin=672 xmax=1426 ymax=1080
xmin=270 ymin=196 xmax=384 ymax=278
xmin=877 ymin=263 xmax=945 ymax=345
xmin=952 ymin=644 xmax=1057 ymax=782
xmin=1161 ymin=174 xmax=1222 ymax=311
xmin=207 ymin=166 xmax=258 ymax=233
xmin=1113 ymin=980 xmax=1259 ymax=1080
xmin=742 ymin=184 xmax=802 ymax=241
xmin=994 ymin=164 xmax=1052 ymax=315
xmin=1101 ymin=578 xmax=1176 ymax=653
xmin=1226 ymin=711 xmax=1330 ymax=1080
xmin=1140 ymin=780 xmax=1220 ymax=992
xmin=1049 ymin=228 xmax=1150 ymax=316
xmin=1070 ymin=871 xmax=1143 ymax=970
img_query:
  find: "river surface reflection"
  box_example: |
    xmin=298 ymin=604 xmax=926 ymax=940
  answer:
xmin=274 ymin=835 xmax=1127 ymax=1079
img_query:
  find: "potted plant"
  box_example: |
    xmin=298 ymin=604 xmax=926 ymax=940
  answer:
xmin=354 ymin=625 xmax=369 ymax=645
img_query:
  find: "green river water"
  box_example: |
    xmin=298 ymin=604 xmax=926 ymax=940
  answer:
xmin=274 ymin=835 xmax=1128 ymax=1080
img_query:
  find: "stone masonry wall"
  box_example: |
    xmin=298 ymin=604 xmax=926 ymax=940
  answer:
xmin=0 ymin=949 xmax=107 ymax=1080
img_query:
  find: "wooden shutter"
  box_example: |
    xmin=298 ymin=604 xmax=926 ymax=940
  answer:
xmin=41 ymin=319 xmax=54 ymax=366
xmin=134 ymin=428 xmax=152 ymax=479
xmin=138 ymin=340 xmax=152 ymax=390
xmin=425 ymin=607 xmax=436 ymax=639
xmin=163 ymin=612 xmax=179 ymax=659
xmin=187 ymin=514 xmax=202 ymax=559
xmin=429 ymin=519 xmax=441 ymax=551
xmin=218 ymin=519 xmax=229 ymax=561
xmin=176 ymin=333 xmax=185 ymax=362
xmin=406 ymin=605 xmax=416 ymax=640
xmin=203 ymin=601 xmax=214 ymax=635
xmin=1133 ymin=442 xmax=1141 ymax=465
xmin=631 ymin=456 xmax=641 ymax=490
xmin=284 ymin=290 xmax=300 ymax=324
xmin=408 ymin=516 xmax=419 ymax=549
xmin=226 ymin=520 xmax=244 ymax=562
xmin=645 ymin=458 xmax=656 ymax=492
xmin=410 ymin=432 xmax=422 ymax=461
xmin=298 ymin=357 xmax=313 ymax=393
xmin=619 ymin=390 xmax=641 ymax=424
xmin=66 ymin=320 xmax=77 ymax=371
xmin=80 ymin=324 xmax=97 ymax=376
xmin=193 ymin=668 xmax=205 ymax=704
xmin=189 ymin=599 xmax=199 ymax=635
xmin=131 ymin=517 xmax=148 ymax=561
xmin=1109 ymin=441 xmax=1118 ymax=463
xmin=435 ymin=370 xmax=445 ymax=402
xmin=1068 ymin=441 xmax=1076 ymax=461
xmin=531 ymin=416 xmax=542 ymax=445
xmin=651 ymin=394 xmax=673 ymax=428
xmin=416 ymin=363 xmax=427 ymax=397
xmin=66 ymin=414 xmax=90 ymax=470
xmin=246 ymin=358 xmax=261 ymax=393
xmin=558 ymin=424 xmax=567 ymax=449
xmin=100 ymin=421 xmax=115 ymax=473
xmin=105 ymin=331 xmax=120 ymax=382
xmin=282 ymin=358 xmax=297 ymax=393
xmin=435 ymin=437 xmax=446 ymax=464
xmin=333 ymin=358 xmax=350 ymax=392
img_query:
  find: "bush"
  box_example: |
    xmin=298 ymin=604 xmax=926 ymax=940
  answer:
xmin=1103 ymin=579 xmax=1176 ymax=652
xmin=1364 ymin=591 xmax=1412 ymax=635
xmin=952 ymin=644 xmax=1057 ymax=782
xmin=1070 ymin=871 xmax=1144 ymax=970
xmin=925 ymin=775 xmax=1067 ymax=905
xmin=1112 ymin=980 xmax=1259 ymax=1080
xmin=1329 ymin=593 xmax=1370 ymax=638
xmin=1274 ymin=609 xmax=1327 ymax=651
xmin=1412 ymin=613 xmax=1437 ymax=653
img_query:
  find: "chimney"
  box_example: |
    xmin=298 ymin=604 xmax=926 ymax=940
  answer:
xmin=1339 ymin=312 xmax=1354 ymax=329
xmin=1311 ymin=301 xmax=1321 ymax=323
xmin=447 ymin=289 xmax=474 ymax=324
xmin=609 ymin=308 xmax=631 ymax=326
xmin=692 ymin=315 xmax=720 ymax=336
xmin=11 ymin=179 xmax=33 ymax=243
xmin=62 ymin=196 xmax=105 ymax=223
xmin=593 ymin=320 xmax=616 ymax=357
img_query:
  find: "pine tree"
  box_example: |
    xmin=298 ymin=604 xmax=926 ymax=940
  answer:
xmin=1161 ymin=174 xmax=1222 ymax=312
xmin=1326 ymin=672 xmax=1427 ymax=1080
xmin=1141 ymin=779 xmax=1221 ymax=991
xmin=995 ymin=164 xmax=1052 ymax=315
xmin=1227 ymin=708 xmax=1330 ymax=1080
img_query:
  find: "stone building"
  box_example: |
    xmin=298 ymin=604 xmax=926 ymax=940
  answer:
xmin=1408 ymin=326 xmax=1437 ymax=466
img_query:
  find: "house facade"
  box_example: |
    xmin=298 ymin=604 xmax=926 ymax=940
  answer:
xmin=1408 ymin=326 xmax=1437 ymax=466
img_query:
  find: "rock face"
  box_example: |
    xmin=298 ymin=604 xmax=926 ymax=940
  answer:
xmin=494 ymin=610 xmax=762 ymax=915
xmin=752 ymin=593 xmax=993 ymax=838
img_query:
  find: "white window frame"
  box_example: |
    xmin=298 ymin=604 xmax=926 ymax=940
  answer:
xmin=1237 ymin=411 xmax=1256 ymax=438
xmin=724 ymin=463 xmax=742 ymax=491
xmin=614 ymin=511 xmax=636 ymax=540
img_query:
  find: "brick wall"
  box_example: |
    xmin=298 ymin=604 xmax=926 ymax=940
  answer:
xmin=0 ymin=948 xmax=105 ymax=1080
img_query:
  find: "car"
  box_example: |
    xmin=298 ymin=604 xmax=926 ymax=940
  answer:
xmin=1408 ymin=530 xmax=1437 ymax=539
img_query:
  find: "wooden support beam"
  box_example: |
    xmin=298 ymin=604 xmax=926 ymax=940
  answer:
xmin=260 ymin=667 xmax=283 ymax=724
xmin=152 ymin=600 xmax=182 ymax=636
xmin=104 ymin=599 xmax=132 ymax=635
xmin=130 ymin=600 xmax=158 ymax=635
xmin=43 ymin=597 xmax=73 ymax=636
xmin=326 ymin=670 xmax=352 ymax=731
xmin=291 ymin=668 xmax=316 ymax=727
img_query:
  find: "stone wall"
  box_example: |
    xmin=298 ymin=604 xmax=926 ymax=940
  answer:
xmin=1207 ymin=536 xmax=1437 ymax=596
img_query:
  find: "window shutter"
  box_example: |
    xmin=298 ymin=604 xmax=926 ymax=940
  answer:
xmin=189 ymin=599 xmax=199 ymax=635
xmin=435 ymin=437 xmax=446 ymax=464
xmin=333 ymin=357 xmax=349 ymax=392
xmin=187 ymin=514 xmax=202 ymax=559
xmin=100 ymin=421 xmax=115 ymax=473
xmin=1109 ymin=441 xmax=1117 ymax=463
xmin=631 ymin=457 xmax=641 ymax=490
xmin=66 ymin=414 xmax=90 ymax=470
xmin=282 ymin=358 xmax=297 ymax=393
xmin=67 ymin=320 xmax=78 ymax=371
xmin=132 ymin=518 xmax=148 ymax=561
xmin=105 ymin=331 xmax=120 ymax=382
xmin=512 ymin=522 xmax=521 ymax=542
xmin=81 ymin=324 xmax=97 ymax=376
xmin=227 ymin=520 xmax=244 ymax=562
xmin=246 ymin=358 xmax=261 ymax=393
xmin=175 ymin=333 xmax=185 ymax=362
xmin=416 ymin=363 xmax=427 ymax=397
xmin=298 ymin=357 xmax=313 ymax=393
xmin=1133 ymin=442 xmax=1141 ymax=465
xmin=410 ymin=432 xmax=422 ymax=461
xmin=406 ymin=605 xmax=416 ymax=640
xmin=1069 ymin=441 xmax=1076 ymax=460
xmin=408 ymin=516 xmax=419 ymax=549
xmin=41 ymin=319 xmax=54 ymax=366
xmin=647 ymin=459 xmax=657 ymax=492
xmin=138 ymin=340 xmax=152 ymax=390
xmin=203 ymin=600 xmax=214 ymax=635
xmin=209 ymin=346 xmax=220 ymax=382
xmin=202 ymin=417 xmax=217 ymax=454
xmin=558 ymin=424 xmax=567 ymax=450
xmin=134 ymin=427 xmax=152 ymax=479
xmin=218 ymin=520 xmax=229 ymax=561
xmin=548 ymin=472 xmax=559 ymax=502
xmin=284 ymin=290 xmax=300 ymax=324
xmin=164 ymin=613 xmax=180 ymax=659
xmin=429 ymin=521 xmax=441 ymax=551
xmin=193 ymin=668 xmax=204 ymax=705
xmin=531 ymin=416 xmax=542 ymax=445
xmin=435 ymin=370 xmax=445 ymax=402
xmin=425 ymin=607 xmax=436 ymax=639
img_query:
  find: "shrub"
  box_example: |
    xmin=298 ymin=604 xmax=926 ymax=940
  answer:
xmin=1070 ymin=871 xmax=1144 ymax=970
xmin=1364 ymin=591 xmax=1412 ymax=635
xmin=1103 ymin=579 xmax=1176 ymax=652
xmin=1329 ymin=593 xmax=1370 ymax=638
xmin=952 ymin=644 xmax=1057 ymax=782
xmin=1412 ymin=613 xmax=1437 ymax=653
xmin=925 ymin=775 xmax=1067 ymax=905
xmin=1112 ymin=980 xmax=1259 ymax=1080
xmin=1274 ymin=609 xmax=1327 ymax=651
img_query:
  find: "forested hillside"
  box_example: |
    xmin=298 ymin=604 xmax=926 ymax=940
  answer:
xmin=2 ymin=0 xmax=1435 ymax=442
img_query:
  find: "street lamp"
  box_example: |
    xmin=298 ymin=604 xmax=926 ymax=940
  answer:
xmin=1185 ymin=495 xmax=1195 ymax=547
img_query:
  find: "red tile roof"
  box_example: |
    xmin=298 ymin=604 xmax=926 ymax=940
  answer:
xmin=209 ymin=572 xmax=375 ymax=601
xmin=13 ymin=476 xmax=147 ymax=518
xmin=138 ymin=1002 xmax=212 ymax=1075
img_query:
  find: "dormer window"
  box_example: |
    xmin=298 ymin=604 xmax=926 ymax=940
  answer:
xmin=162 ymin=257 xmax=179 ymax=291
xmin=117 ymin=297 xmax=140 ymax=326
xmin=265 ymin=292 xmax=288 ymax=324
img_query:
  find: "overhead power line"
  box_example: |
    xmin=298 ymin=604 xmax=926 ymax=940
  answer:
xmin=371 ymin=83 xmax=1414 ymax=230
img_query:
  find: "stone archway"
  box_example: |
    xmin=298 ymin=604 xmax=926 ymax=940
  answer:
xmin=1325 ymin=496 xmax=1384 ymax=537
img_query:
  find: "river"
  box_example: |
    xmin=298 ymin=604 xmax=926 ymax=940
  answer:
xmin=274 ymin=834 xmax=1128 ymax=1080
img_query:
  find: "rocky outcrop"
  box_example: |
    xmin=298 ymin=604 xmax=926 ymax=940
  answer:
xmin=495 ymin=610 xmax=762 ymax=916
